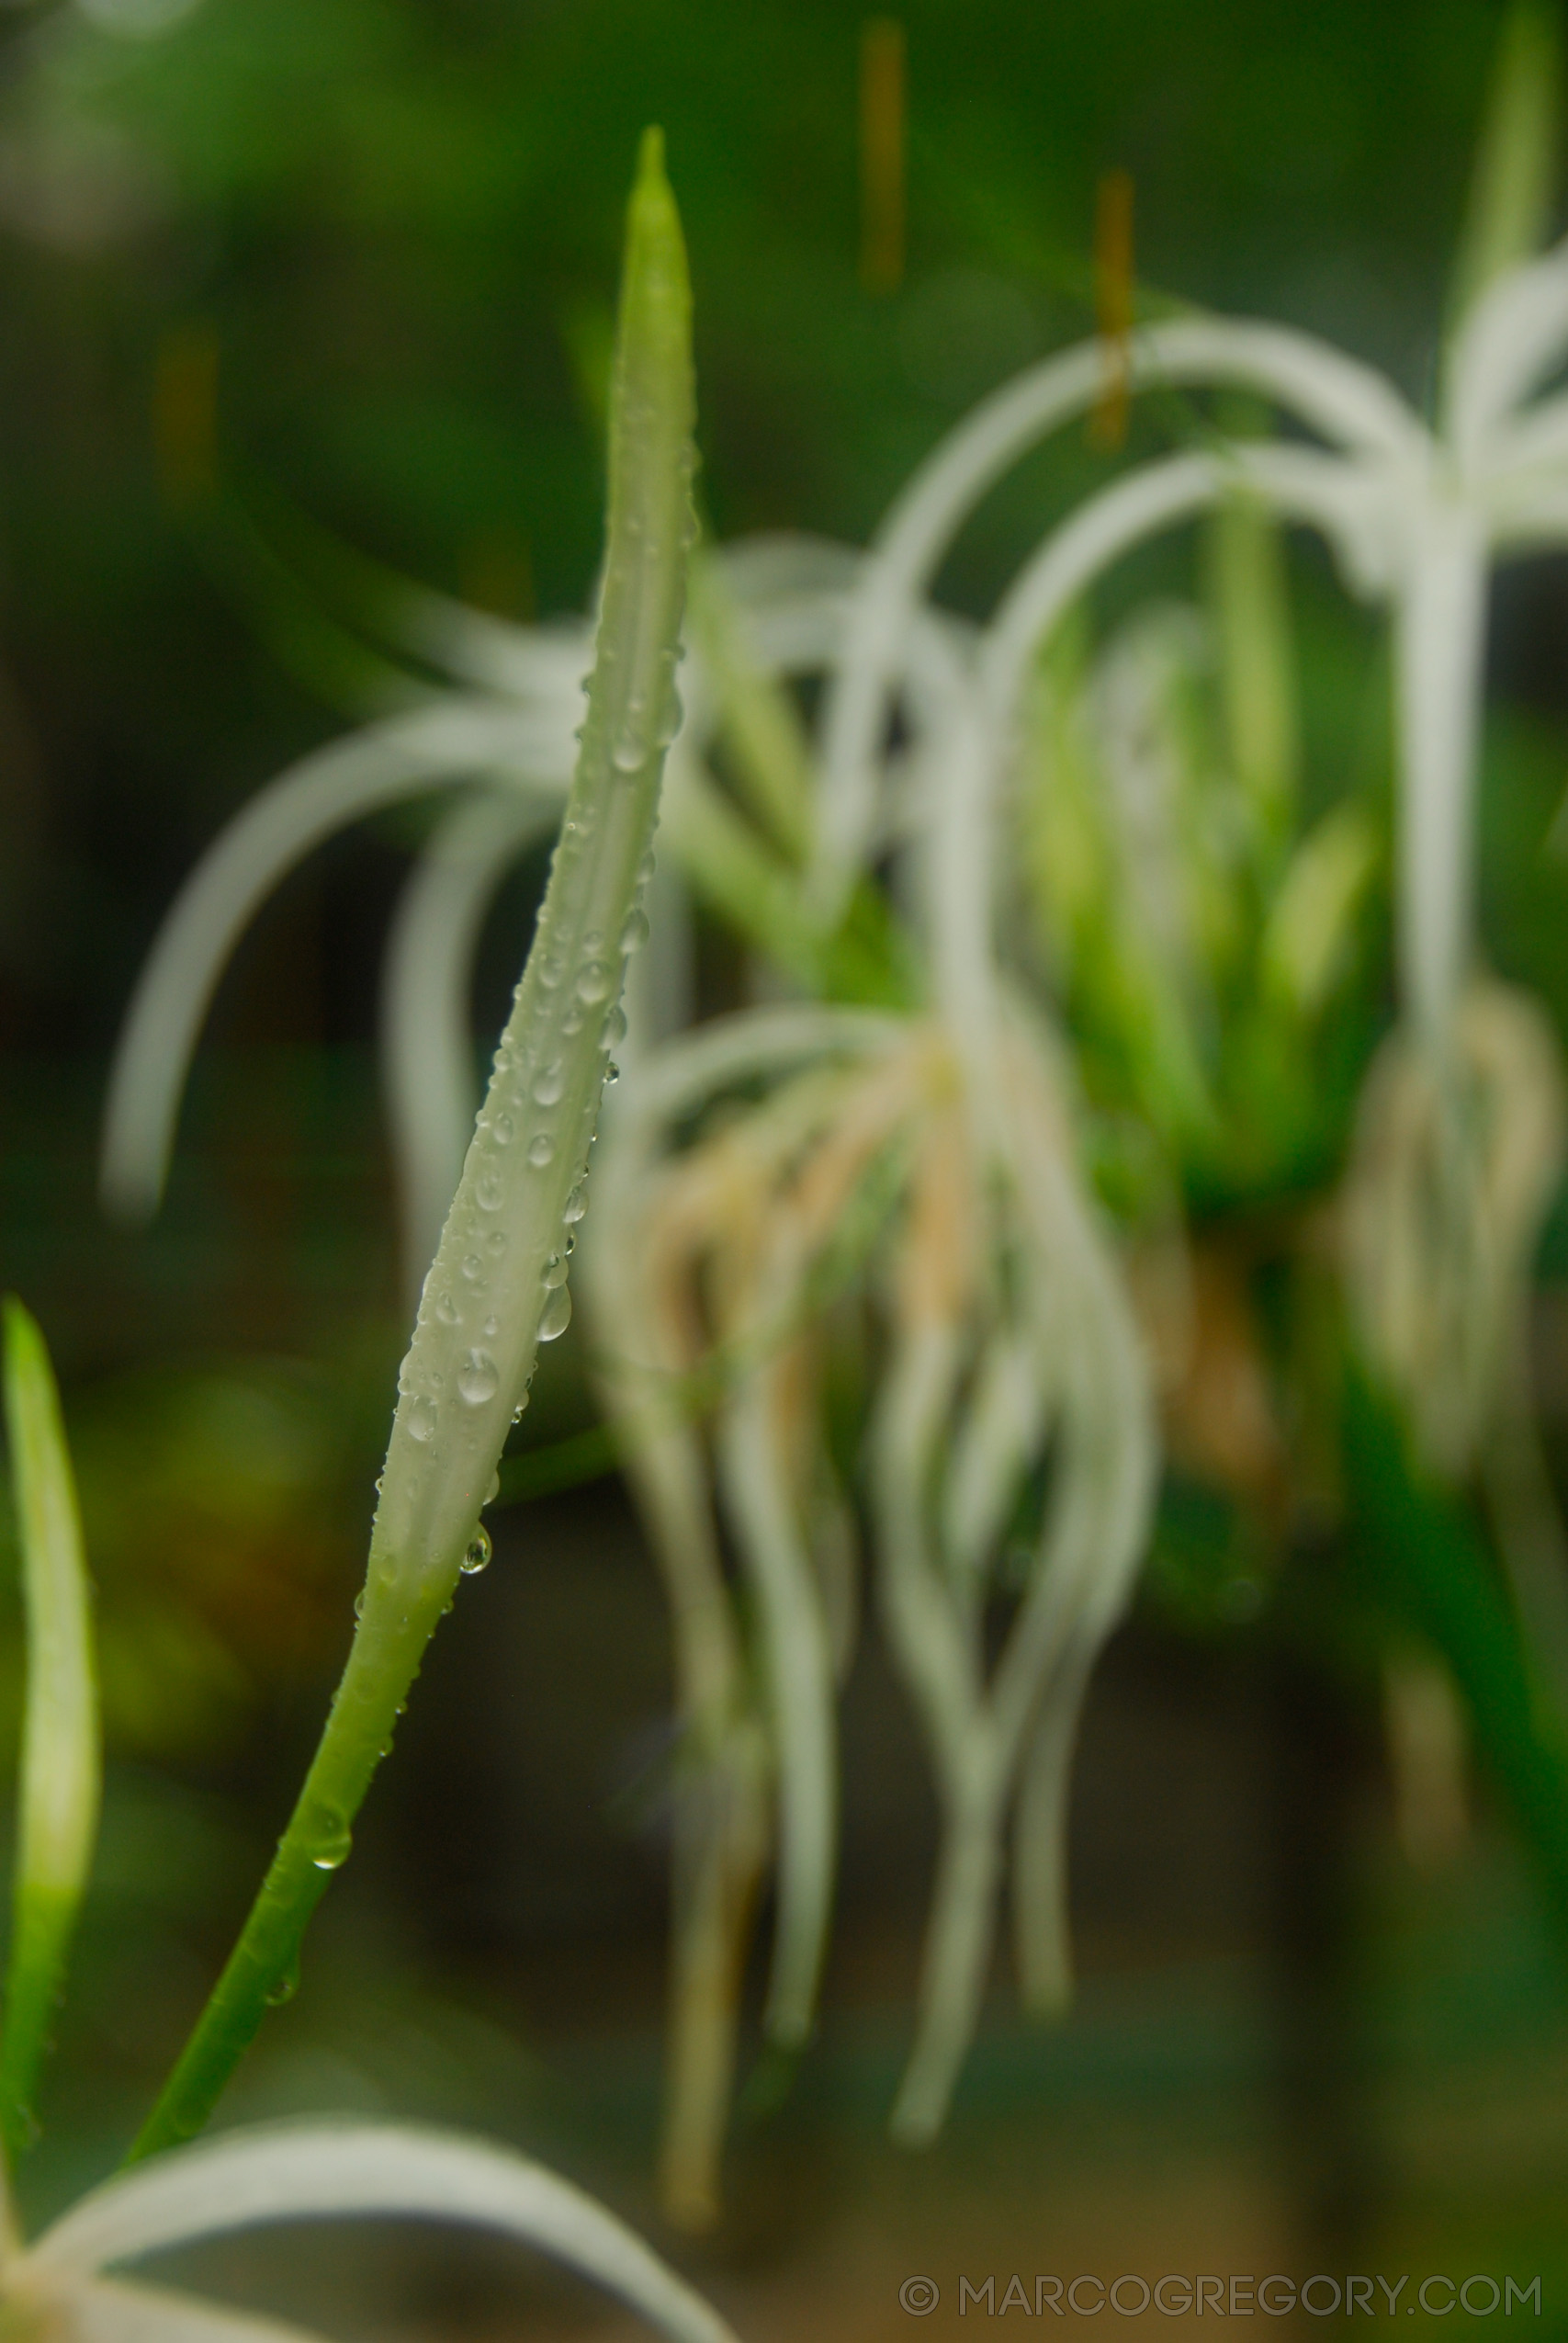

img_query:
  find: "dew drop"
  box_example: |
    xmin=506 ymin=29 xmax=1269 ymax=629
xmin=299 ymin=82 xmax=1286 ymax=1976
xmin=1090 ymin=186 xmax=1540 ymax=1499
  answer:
xmin=539 ymin=1285 xmax=573 ymax=1341
xmin=484 ymin=1467 xmax=501 ymax=1505
xmin=492 ymin=1113 xmax=514 ymax=1146
xmin=461 ymin=1253 xmax=484 ymax=1283
xmin=561 ymin=1003 xmax=586 ymax=1036
xmin=604 ymin=1061 xmax=620 ymax=1086
xmin=576 ymin=959 xmax=612 ymax=1004
xmin=533 ymin=1060 xmax=566 ymax=1107
xmin=563 ymin=1179 xmax=589 ymax=1223
xmin=528 ymin=1131 xmax=557 ymax=1168
xmin=461 ymin=1525 xmax=493 ymax=1576
xmin=539 ymin=954 xmax=565 ymax=990
xmin=542 ymin=1252 xmax=570 ymax=1288
xmin=477 ymin=1170 xmax=505 ymax=1211
xmin=511 ymin=1395 xmax=530 ymax=1425
xmin=483 ymin=1313 xmax=499 ymax=1338
xmin=604 ymin=1003 xmax=628 ymax=1046
xmin=435 ymin=1291 xmax=459 ymax=1325
xmin=620 ymin=908 xmax=650 ymax=954
xmin=407 ymin=1394 xmax=438 ymax=1443
xmin=653 ymin=689 xmax=683 ymax=748
xmin=353 ymin=1590 xmax=366 ymax=1620
xmin=611 ymin=725 xmax=643 ymax=772
xmin=265 ymin=1962 xmax=300 ymax=2008
xmin=308 ymin=1805 xmax=352 ymax=1871
xmin=458 ymin=1349 xmax=500 ymax=1406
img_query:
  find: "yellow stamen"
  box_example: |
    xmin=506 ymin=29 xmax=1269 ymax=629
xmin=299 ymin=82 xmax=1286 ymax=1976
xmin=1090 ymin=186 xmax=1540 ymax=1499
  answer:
xmin=860 ymin=18 xmax=906 ymax=295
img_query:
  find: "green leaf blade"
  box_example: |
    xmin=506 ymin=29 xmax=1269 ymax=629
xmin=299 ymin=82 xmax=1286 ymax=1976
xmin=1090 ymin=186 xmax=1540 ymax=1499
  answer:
xmin=126 ymin=129 xmax=696 ymax=2165
xmin=0 ymin=1298 xmax=101 ymax=2162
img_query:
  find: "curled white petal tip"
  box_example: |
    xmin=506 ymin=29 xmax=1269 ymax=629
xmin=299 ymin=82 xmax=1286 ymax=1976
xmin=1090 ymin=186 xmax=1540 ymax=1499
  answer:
xmin=66 ymin=2276 xmax=336 ymax=2343
xmin=31 ymin=2122 xmax=740 ymax=2343
xmin=98 ymin=702 xmax=568 ymax=1225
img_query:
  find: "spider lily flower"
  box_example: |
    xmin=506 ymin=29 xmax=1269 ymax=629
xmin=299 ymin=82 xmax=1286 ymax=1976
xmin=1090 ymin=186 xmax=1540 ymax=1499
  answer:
xmin=585 ymin=1004 xmax=913 ymax=2227
xmin=98 ymin=531 xmax=957 ymax=1300
xmin=1020 ymin=516 xmax=1380 ymax=1186
xmin=868 ymin=1000 xmax=1155 ymax=2143
xmin=811 ymin=224 xmax=1568 ymax=1485
xmin=1344 ymin=976 xmax=1568 ymax=1702
xmin=586 ymin=988 xmax=1156 ymax=2198
xmin=0 ymin=2119 xmax=738 ymax=2343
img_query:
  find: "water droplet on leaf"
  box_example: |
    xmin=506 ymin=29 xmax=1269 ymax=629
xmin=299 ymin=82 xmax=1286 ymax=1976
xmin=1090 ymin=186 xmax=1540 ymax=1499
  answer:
xmin=539 ymin=1285 xmax=572 ymax=1341
xmin=528 ymin=1132 xmax=557 ymax=1168
xmin=458 ymin=1350 xmax=500 ymax=1406
xmin=461 ymin=1525 xmax=493 ymax=1576
xmin=407 ymin=1394 xmax=438 ymax=1443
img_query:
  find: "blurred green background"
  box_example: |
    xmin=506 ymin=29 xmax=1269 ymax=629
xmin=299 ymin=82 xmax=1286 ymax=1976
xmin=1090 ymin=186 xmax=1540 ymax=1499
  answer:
xmin=5 ymin=0 xmax=1568 ymax=2332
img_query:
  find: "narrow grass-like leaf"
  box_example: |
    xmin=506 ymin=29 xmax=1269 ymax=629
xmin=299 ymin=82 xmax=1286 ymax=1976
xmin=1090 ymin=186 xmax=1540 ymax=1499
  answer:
xmin=128 ymin=128 xmax=695 ymax=2162
xmin=0 ymin=1297 xmax=100 ymax=2162
xmin=1447 ymin=1 xmax=1561 ymax=344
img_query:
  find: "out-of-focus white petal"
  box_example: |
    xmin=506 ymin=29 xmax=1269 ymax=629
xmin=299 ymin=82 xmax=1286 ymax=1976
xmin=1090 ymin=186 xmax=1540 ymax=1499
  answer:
xmin=942 ymin=1333 xmax=1043 ymax=1586
xmin=818 ymin=318 xmax=1421 ymax=917
xmin=1392 ymin=506 xmax=1490 ymax=1041
xmin=398 ymin=596 xmax=592 ymax=707
xmin=99 ymin=700 xmax=569 ymax=1222
xmin=65 ymin=2276 xmax=334 ymax=2343
xmin=715 ymin=1381 xmax=837 ymax=2048
xmin=1448 ymin=240 xmax=1568 ymax=469
xmin=30 ymin=2122 xmax=739 ymax=2343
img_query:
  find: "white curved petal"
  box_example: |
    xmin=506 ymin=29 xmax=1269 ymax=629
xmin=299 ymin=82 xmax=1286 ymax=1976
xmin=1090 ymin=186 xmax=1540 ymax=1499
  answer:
xmin=1011 ymin=1629 xmax=1099 ymax=2020
xmin=99 ymin=700 xmax=570 ymax=1222
xmin=817 ymin=316 xmax=1422 ymax=912
xmin=610 ymin=1004 xmax=904 ymax=1148
xmin=1483 ymin=453 xmax=1568 ymax=545
xmin=65 ymin=2276 xmax=335 ymax=2343
xmin=381 ymin=785 xmax=557 ymax=1296
xmin=711 ymin=532 xmax=865 ymax=604
xmin=981 ymin=446 xmax=1393 ymax=730
xmin=400 ymin=595 xmax=592 ymax=707
xmin=30 ymin=2122 xmax=739 ymax=2343
xmin=942 ymin=1331 xmax=1044 ymax=1584
xmin=927 ymin=445 xmax=1390 ymax=1069
xmin=1392 ymin=507 xmax=1490 ymax=1040
xmin=716 ymin=1379 xmax=838 ymax=2049
xmin=1448 ymin=240 xmax=1568 ymax=466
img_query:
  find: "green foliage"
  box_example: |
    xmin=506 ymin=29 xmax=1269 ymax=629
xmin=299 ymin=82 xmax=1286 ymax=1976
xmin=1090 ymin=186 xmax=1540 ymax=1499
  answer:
xmin=0 ymin=1299 xmax=100 ymax=2166
xmin=128 ymin=128 xmax=698 ymax=2164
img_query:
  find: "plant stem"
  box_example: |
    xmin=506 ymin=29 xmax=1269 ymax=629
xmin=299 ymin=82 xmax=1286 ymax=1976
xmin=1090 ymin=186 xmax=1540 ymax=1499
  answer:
xmin=128 ymin=126 xmax=695 ymax=2163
